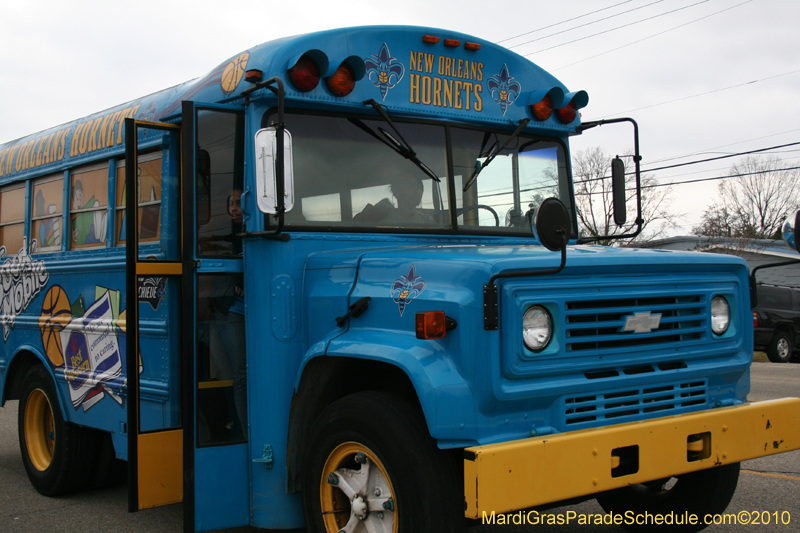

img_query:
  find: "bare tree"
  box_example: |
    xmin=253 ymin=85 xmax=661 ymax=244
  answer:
xmin=571 ymin=146 xmax=678 ymax=245
xmin=694 ymin=155 xmax=800 ymax=239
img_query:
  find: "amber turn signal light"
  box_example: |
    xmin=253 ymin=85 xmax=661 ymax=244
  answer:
xmin=416 ymin=311 xmax=457 ymax=340
xmin=326 ymin=62 xmax=356 ymax=97
xmin=531 ymin=95 xmax=553 ymax=121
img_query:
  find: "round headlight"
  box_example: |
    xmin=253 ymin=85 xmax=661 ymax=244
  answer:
xmin=523 ymin=305 xmax=552 ymax=352
xmin=711 ymin=296 xmax=730 ymax=335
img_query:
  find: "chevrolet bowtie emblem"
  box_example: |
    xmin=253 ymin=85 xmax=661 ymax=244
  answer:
xmin=623 ymin=312 xmax=662 ymax=333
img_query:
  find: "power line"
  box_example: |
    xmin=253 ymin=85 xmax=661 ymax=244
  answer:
xmin=575 ymin=165 xmax=800 ymax=195
xmin=655 ymin=149 xmax=800 ymax=179
xmin=551 ymin=0 xmax=753 ymax=71
xmin=524 ymin=0 xmax=710 ymax=56
xmin=645 ymin=165 xmax=800 ymax=189
xmin=641 ymin=141 xmax=800 ymax=174
xmin=497 ymin=1 xmax=635 ymax=44
xmin=646 ymin=128 xmax=800 ymax=166
xmin=575 ymin=141 xmax=800 ymax=185
xmin=507 ymin=0 xmax=664 ymax=49
xmin=602 ymin=69 xmax=800 ymax=118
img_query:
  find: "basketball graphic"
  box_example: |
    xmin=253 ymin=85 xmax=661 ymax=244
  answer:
xmin=38 ymin=285 xmax=72 ymax=367
xmin=221 ymin=52 xmax=249 ymax=95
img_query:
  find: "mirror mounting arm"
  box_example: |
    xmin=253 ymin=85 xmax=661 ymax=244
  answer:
xmin=575 ymin=117 xmax=644 ymax=244
xmin=483 ymin=198 xmax=570 ymax=329
xmin=245 ymin=77 xmax=290 ymax=238
xmin=484 ymin=231 xmax=568 ymax=330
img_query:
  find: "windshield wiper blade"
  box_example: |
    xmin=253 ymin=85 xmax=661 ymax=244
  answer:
xmin=462 ymin=118 xmax=530 ymax=191
xmin=358 ymin=99 xmax=440 ymax=182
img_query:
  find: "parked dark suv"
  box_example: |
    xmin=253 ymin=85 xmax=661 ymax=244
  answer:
xmin=753 ymin=284 xmax=800 ymax=363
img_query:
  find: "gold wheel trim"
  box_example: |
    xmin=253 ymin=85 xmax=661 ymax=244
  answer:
xmin=24 ymin=388 xmax=55 ymax=472
xmin=320 ymin=442 xmax=397 ymax=533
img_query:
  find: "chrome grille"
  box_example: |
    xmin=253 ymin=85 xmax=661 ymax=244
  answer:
xmin=563 ymin=379 xmax=707 ymax=428
xmin=565 ymin=295 xmax=706 ymax=352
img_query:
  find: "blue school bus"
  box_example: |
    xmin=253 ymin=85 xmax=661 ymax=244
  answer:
xmin=1 ymin=25 xmax=799 ymax=533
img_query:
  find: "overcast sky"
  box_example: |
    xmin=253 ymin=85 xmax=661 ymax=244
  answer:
xmin=1 ymin=0 xmax=798 ymax=236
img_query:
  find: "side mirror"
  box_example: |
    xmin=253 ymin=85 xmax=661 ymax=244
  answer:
xmin=254 ymin=127 xmax=294 ymax=214
xmin=532 ymin=197 xmax=571 ymax=252
xmin=611 ymin=156 xmax=627 ymax=226
xmin=783 ymin=210 xmax=800 ymax=252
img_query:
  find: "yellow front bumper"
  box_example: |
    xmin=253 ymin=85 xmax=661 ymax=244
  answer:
xmin=464 ymin=398 xmax=800 ymax=518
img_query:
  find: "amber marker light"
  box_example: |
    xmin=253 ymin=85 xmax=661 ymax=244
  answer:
xmin=464 ymin=42 xmax=481 ymax=51
xmin=326 ymin=63 xmax=356 ymax=97
xmin=245 ymin=69 xmax=263 ymax=83
xmin=423 ymin=35 xmax=441 ymax=44
xmin=531 ymin=95 xmax=553 ymax=121
xmin=287 ymin=56 xmax=321 ymax=92
xmin=444 ymin=39 xmax=461 ymax=47
xmin=416 ymin=311 xmax=450 ymax=340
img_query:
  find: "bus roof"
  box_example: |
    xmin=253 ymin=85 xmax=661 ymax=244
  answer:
xmin=0 ymin=25 xmax=588 ymax=185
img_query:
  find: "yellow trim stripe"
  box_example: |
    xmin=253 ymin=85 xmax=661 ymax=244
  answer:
xmin=464 ymin=398 xmax=800 ymax=518
xmin=198 ymin=380 xmax=234 ymax=389
xmin=136 ymin=262 xmax=182 ymax=276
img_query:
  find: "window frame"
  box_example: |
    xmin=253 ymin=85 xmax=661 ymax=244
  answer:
xmin=69 ymin=161 xmax=110 ymax=250
xmin=115 ymin=151 xmax=164 ymax=247
xmin=0 ymin=183 xmax=27 ymax=256
xmin=30 ymin=173 xmax=65 ymax=253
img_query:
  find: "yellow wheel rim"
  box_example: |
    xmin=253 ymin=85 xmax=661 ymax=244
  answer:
xmin=24 ymin=388 xmax=55 ymax=472
xmin=320 ymin=442 xmax=397 ymax=533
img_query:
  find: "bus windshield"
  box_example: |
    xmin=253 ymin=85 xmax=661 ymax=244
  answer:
xmin=281 ymin=112 xmax=575 ymax=236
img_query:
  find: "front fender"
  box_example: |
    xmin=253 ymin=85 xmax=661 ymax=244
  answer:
xmin=305 ymin=328 xmax=478 ymax=446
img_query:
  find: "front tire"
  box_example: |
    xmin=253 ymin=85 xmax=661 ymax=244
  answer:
xmin=767 ymin=331 xmax=793 ymax=363
xmin=301 ymin=391 xmax=462 ymax=533
xmin=596 ymin=463 xmax=740 ymax=533
xmin=18 ymin=365 xmax=96 ymax=496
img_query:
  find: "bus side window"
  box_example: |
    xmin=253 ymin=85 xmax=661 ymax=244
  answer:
xmin=115 ymin=154 xmax=163 ymax=246
xmin=0 ymin=185 xmax=25 ymax=255
xmin=31 ymin=175 xmax=63 ymax=252
xmin=196 ymin=110 xmax=244 ymax=257
xmin=69 ymin=165 xmax=108 ymax=249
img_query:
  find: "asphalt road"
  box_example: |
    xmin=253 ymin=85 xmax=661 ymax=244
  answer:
xmin=1 ymin=362 xmax=799 ymax=533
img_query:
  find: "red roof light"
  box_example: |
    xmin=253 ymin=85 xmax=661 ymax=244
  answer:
xmin=554 ymin=101 xmax=577 ymax=124
xmin=287 ymin=56 xmax=320 ymax=92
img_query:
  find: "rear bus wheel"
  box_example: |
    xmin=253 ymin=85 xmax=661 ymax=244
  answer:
xmin=302 ymin=391 xmax=463 ymax=533
xmin=18 ymin=365 xmax=95 ymax=496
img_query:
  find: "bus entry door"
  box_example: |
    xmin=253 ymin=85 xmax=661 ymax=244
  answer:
xmin=124 ymin=119 xmax=186 ymax=512
xmin=183 ymin=101 xmax=250 ymax=532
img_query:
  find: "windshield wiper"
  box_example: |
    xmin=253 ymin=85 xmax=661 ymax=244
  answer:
xmin=350 ymin=99 xmax=440 ymax=182
xmin=462 ymin=118 xmax=530 ymax=191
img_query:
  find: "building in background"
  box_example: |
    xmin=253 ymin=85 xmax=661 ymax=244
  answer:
xmin=639 ymin=236 xmax=800 ymax=287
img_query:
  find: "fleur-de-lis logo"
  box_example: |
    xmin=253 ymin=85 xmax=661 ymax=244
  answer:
xmin=391 ymin=264 xmax=426 ymax=316
xmin=365 ymin=43 xmax=405 ymax=100
xmin=487 ymin=64 xmax=522 ymax=115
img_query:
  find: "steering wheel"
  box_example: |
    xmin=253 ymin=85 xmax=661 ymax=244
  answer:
xmin=456 ymin=204 xmax=499 ymax=226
